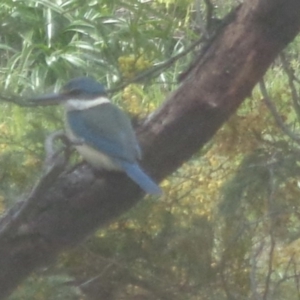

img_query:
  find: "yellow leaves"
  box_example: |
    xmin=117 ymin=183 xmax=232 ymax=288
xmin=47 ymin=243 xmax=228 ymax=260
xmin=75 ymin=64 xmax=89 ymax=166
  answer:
xmin=161 ymin=179 xmax=172 ymax=195
xmin=210 ymin=95 xmax=290 ymax=160
xmin=122 ymin=84 xmax=144 ymax=114
xmin=118 ymin=54 xmax=152 ymax=79
xmin=213 ymin=112 xmax=261 ymax=157
xmin=161 ymin=179 xmax=171 ymax=188
xmin=121 ymin=84 xmax=160 ymax=115
xmin=162 ymin=165 xmax=220 ymax=219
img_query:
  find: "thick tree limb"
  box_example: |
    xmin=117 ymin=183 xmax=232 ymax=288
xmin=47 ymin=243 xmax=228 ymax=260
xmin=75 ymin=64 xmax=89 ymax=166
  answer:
xmin=1 ymin=0 xmax=300 ymax=298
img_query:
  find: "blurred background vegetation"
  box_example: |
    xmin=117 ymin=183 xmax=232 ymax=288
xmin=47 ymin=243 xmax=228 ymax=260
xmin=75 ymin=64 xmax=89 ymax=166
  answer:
xmin=1 ymin=0 xmax=300 ymax=299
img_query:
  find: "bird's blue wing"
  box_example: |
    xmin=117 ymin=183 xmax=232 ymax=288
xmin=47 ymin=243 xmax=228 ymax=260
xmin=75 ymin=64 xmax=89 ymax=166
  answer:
xmin=66 ymin=105 xmax=139 ymax=163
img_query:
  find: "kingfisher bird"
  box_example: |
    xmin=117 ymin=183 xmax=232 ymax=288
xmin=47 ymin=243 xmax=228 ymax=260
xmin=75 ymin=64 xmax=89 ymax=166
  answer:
xmin=33 ymin=77 xmax=161 ymax=195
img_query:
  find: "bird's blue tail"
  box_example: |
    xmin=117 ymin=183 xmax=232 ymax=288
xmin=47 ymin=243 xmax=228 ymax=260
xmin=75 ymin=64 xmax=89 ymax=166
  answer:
xmin=122 ymin=162 xmax=162 ymax=195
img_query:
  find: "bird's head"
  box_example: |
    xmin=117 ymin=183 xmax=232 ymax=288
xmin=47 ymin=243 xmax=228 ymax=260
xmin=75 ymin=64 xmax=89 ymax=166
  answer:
xmin=62 ymin=77 xmax=106 ymax=98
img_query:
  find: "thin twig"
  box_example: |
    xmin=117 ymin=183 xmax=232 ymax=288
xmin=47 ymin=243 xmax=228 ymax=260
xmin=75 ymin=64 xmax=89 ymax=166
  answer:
xmin=280 ymin=53 xmax=300 ymax=119
xmin=107 ymin=38 xmax=204 ymax=94
xmin=260 ymin=80 xmax=300 ymax=145
xmin=262 ymin=155 xmax=277 ymax=300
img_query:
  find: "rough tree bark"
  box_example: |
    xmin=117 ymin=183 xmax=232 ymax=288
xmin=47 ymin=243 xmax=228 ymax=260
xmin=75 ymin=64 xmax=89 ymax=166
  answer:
xmin=0 ymin=0 xmax=300 ymax=298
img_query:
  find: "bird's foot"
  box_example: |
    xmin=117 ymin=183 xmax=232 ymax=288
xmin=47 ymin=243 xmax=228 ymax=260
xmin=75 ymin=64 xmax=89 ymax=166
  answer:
xmin=43 ymin=130 xmax=74 ymax=172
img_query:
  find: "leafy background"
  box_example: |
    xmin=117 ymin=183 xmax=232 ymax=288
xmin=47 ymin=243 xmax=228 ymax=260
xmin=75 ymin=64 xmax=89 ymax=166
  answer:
xmin=1 ymin=0 xmax=300 ymax=299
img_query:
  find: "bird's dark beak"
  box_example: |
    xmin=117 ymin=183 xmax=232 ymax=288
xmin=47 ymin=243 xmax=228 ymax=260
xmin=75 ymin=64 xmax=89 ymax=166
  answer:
xmin=29 ymin=92 xmax=68 ymax=106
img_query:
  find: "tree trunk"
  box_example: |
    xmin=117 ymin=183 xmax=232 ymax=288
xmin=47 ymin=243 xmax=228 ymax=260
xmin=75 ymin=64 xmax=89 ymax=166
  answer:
xmin=0 ymin=0 xmax=300 ymax=298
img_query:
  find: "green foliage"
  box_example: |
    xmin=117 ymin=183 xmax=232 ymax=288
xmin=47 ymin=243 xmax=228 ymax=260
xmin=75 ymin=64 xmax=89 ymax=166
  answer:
xmin=0 ymin=0 xmax=195 ymax=92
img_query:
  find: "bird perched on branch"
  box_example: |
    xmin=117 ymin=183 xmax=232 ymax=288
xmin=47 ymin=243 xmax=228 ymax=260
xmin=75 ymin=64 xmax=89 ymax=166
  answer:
xmin=32 ymin=77 xmax=161 ymax=195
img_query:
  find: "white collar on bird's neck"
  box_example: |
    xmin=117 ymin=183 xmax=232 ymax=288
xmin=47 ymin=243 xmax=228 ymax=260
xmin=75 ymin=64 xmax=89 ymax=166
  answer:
xmin=64 ymin=96 xmax=111 ymax=111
